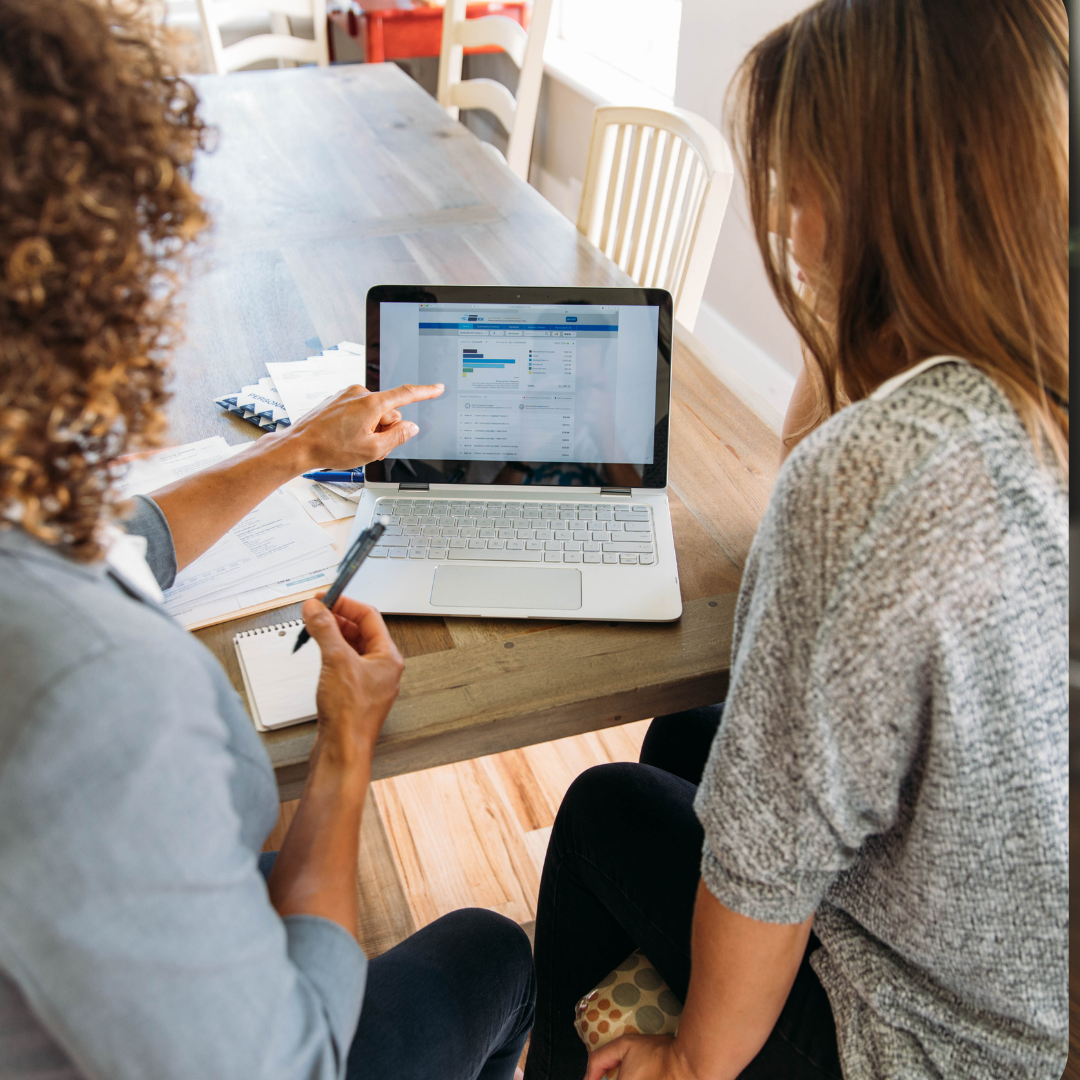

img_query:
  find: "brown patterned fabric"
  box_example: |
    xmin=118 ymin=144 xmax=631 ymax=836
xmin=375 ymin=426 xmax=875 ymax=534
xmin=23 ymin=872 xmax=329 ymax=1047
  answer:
xmin=575 ymin=951 xmax=682 ymax=1062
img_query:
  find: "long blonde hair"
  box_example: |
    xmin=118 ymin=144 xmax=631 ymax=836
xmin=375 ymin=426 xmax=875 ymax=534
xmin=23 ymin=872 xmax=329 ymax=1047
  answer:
xmin=730 ymin=0 xmax=1068 ymax=470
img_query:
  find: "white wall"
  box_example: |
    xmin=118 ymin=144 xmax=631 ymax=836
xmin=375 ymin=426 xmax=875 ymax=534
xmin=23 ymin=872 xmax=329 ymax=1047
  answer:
xmin=529 ymin=74 xmax=594 ymax=218
xmin=523 ymin=0 xmax=816 ymax=418
xmin=672 ymin=0 xmax=811 ymax=382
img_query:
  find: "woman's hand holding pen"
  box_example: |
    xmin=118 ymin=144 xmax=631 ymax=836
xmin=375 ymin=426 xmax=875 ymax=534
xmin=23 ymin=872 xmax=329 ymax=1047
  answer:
xmin=285 ymin=382 xmax=445 ymax=471
xmin=300 ymin=595 xmax=404 ymax=763
xmin=269 ymin=595 xmax=403 ymax=936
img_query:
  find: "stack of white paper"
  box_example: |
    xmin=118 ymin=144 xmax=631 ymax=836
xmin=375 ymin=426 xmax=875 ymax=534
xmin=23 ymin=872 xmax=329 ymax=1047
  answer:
xmin=266 ymin=341 xmax=365 ymax=426
xmin=282 ymin=475 xmax=359 ymax=524
xmin=118 ymin=437 xmax=339 ymax=627
xmin=265 ymin=341 xmax=367 ymax=523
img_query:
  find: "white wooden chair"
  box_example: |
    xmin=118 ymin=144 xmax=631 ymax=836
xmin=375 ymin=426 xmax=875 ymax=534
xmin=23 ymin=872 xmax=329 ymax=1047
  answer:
xmin=196 ymin=0 xmax=330 ymax=74
xmin=577 ymin=105 xmax=734 ymax=330
xmin=436 ymin=0 xmax=554 ymax=180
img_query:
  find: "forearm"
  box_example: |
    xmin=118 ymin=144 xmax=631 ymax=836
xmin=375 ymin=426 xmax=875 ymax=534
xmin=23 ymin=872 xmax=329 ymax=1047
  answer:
xmin=267 ymin=732 xmax=371 ymax=938
xmin=148 ymin=429 xmax=316 ymax=570
xmin=673 ymin=881 xmax=813 ymax=1080
xmin=147 ymin=380 xmax=444 ymax=571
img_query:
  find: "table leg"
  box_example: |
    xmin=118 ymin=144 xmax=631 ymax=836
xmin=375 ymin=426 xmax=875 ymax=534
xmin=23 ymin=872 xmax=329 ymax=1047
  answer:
xmin=364 ymin=13 xmax=386 ymax=64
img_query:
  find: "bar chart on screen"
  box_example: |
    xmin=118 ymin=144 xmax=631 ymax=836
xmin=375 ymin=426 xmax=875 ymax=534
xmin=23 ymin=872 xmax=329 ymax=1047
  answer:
xmin=460 ymin=342 xmax=524 ymax=389
xmin=458 ymin=330 xmax=578 ymax=393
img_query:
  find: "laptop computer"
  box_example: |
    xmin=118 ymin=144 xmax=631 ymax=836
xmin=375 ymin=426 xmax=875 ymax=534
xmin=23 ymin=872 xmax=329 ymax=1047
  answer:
xmin=342 ymin=284 xmax=681 ymax=622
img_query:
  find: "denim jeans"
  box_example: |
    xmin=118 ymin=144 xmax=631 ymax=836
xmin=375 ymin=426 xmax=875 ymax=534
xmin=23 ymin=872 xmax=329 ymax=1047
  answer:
xmin=258 ymin=853 xmax=535 ymax=1080
xmin=524 ymin=706 xmax=842 ymax=1080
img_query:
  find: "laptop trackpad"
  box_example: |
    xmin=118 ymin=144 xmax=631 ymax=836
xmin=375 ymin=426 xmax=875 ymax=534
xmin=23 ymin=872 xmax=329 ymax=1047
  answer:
xmin=430 ymin=565 xmax=582 ymax=610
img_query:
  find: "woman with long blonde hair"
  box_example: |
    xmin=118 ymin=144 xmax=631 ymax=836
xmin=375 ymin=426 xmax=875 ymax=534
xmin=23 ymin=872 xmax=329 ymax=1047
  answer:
xmin=524 ymin=1 xmax=1068 ymax=1078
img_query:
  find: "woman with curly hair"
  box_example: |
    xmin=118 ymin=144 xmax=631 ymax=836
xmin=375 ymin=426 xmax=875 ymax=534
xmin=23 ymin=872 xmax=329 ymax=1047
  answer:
xmin=0 ymin=2 xmax=534 ymax=1078
xmin=525 ymin=1 xmax=1068 ymax=1079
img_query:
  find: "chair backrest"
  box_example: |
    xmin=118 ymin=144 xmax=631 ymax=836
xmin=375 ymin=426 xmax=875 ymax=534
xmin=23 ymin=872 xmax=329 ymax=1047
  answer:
xmin=196 ymin=0 xmax=329 ymax=74
xmin=577 ymin=105 xmax=734 ymax=329
xmin=437 ymin=0 xmax=554 ymax=180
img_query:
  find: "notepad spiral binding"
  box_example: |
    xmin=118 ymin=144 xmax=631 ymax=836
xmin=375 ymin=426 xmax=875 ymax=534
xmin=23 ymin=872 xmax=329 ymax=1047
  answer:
xmin=235 ymin=619 xmax=304 ymax=639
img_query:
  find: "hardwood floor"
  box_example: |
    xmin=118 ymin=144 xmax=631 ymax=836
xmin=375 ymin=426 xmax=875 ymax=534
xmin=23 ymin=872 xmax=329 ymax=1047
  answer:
xmin=264 ymin=720 xmax=651 ymax=957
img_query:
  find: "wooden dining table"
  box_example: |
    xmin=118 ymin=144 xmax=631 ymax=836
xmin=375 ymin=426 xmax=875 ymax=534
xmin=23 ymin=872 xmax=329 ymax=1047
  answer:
xmin=178 ymin=62 xmax=779 ymax=800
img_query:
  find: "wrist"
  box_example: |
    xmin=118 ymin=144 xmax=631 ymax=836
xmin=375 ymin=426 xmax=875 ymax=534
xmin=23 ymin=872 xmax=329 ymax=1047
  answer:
xmin=315 ymin=724 xmax=376 ymax=772
xmin=668 ymin=1036 xmax=733 ymax=1080
xmin=668 ymin=1041 xmax=699 ymax=1080
xmin=260 ymin=425 xmax=320 ymax=478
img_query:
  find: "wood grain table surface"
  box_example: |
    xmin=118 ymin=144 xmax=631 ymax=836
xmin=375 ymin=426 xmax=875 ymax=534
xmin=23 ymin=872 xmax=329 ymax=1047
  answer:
xmin=176 ymin=63 xmax=779 ymax=799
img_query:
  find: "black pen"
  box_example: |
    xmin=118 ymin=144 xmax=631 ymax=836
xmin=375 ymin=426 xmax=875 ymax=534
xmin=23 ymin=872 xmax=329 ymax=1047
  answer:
xmin=293 ymin=521 xmax=386 ymax=653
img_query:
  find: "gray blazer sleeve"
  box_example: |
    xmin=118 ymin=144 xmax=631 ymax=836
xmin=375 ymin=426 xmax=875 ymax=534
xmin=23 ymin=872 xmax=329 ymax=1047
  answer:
xmin=121 ymin=495 xmax=177 ymax=590
xmin=0 ymin=639 xmax=366 ymax=1080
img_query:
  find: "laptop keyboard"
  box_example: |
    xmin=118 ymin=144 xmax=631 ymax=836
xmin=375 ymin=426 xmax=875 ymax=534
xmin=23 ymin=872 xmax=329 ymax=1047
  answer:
xmin=368 ymin=498 xmax=656 ymax=565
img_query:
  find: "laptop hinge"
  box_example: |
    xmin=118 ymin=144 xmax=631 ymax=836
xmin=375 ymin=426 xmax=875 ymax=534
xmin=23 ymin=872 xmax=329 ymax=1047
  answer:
xmin=398 ymin=482 xmax=430 ymax=491
xmin=599 ymin=486 xmax=632 ymax=497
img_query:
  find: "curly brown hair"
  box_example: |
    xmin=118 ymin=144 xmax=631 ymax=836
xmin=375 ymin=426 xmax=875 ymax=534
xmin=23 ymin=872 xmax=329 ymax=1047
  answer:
xmin=0 ymin=0 xmax=207 ymax=560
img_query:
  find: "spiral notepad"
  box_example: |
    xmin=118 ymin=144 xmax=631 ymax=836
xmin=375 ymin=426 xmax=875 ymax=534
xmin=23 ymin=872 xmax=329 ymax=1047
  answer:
xmin=234 ymin=620 xmax=322 ymax=731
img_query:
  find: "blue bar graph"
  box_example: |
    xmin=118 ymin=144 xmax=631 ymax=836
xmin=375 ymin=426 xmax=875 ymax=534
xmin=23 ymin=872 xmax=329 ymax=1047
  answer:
xmin=462 ymin=350 xmax=515 ymax=373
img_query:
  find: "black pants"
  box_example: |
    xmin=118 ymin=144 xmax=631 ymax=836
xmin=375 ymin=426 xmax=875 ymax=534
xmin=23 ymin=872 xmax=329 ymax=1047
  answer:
xmin=524 ymin=706 xmax=842 ymax=1080
xmin=258 ymin=854 xmax=535 ymax=1080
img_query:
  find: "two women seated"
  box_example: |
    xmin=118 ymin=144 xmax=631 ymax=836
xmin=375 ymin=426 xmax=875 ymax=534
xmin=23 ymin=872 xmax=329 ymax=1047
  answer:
xmin=0 ymin=0 xmax=1067 ymax=1078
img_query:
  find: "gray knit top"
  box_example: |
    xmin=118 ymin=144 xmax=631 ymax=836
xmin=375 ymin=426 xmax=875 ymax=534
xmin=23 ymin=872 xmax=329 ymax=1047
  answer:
xmin=693 ymin=360 xmax=1068 ymax=1079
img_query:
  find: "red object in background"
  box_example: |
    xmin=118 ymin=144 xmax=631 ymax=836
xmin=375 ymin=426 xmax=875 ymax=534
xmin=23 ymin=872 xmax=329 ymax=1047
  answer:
xmin=328 ymin=1 xmax=529 ymax=65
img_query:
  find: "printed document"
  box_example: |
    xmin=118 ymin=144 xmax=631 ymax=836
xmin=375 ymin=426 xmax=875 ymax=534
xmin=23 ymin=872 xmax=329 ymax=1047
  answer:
xmin=117 ymin=436 xmax=338 ymax=624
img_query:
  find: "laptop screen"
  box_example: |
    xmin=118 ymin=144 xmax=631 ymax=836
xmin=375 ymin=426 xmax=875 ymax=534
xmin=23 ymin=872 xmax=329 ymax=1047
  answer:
xmin=366 ymin=287 xmax=671 ymax=489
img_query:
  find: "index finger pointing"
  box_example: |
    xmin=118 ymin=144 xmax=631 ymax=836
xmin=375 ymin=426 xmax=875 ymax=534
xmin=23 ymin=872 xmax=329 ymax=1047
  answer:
xmin=372 ymin=382 xmax=445 ymax=411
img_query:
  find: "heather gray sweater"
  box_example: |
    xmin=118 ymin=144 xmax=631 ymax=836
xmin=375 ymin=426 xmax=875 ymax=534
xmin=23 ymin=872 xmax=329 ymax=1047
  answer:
xmin=694 ymin=360 xmax=1068 ymax=1079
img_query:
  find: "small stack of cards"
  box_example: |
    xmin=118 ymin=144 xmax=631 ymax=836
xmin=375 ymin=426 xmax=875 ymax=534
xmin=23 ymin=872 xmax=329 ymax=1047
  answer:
xmin=214 ymin=378 xmax=291 ymax=432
